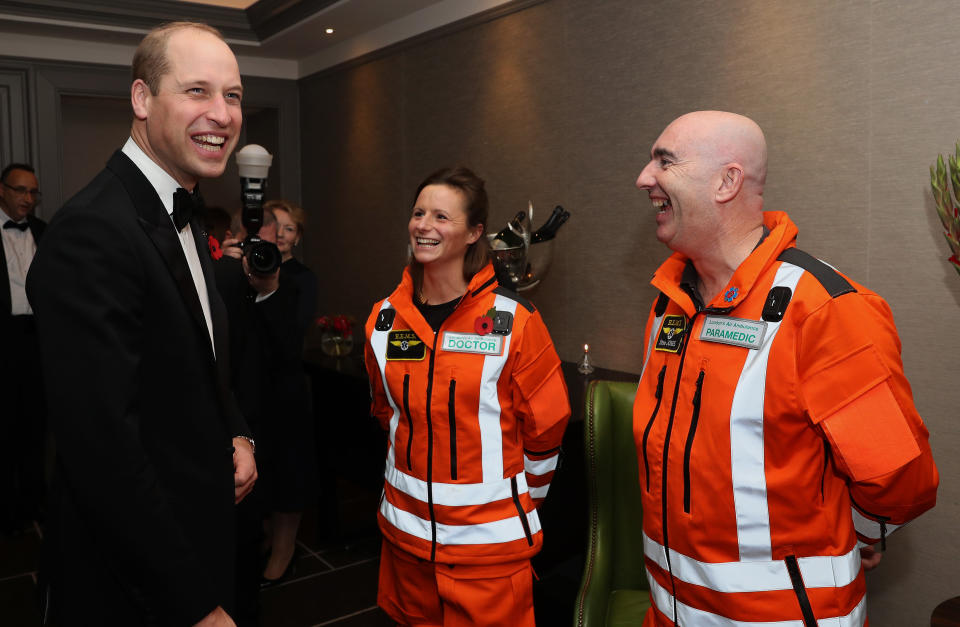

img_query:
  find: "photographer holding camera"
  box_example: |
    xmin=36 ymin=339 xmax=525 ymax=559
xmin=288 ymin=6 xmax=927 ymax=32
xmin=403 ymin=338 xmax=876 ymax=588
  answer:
xmin=212 ymin=148 xmax=306 ymax=624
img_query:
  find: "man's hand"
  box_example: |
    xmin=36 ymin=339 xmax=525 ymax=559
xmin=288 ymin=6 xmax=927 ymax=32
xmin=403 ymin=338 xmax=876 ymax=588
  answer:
xmin=860 ymin=544 xmax=883 ymax=571
xmin=241 ymin=255 xmax=280 ymax=298
xmin=194 ymin=606 xmax=235 ymax=626
xmin=221 ymin=237 xmax=243 ymax=260
xmin=233 ymin=437 xmax=257 ymax=504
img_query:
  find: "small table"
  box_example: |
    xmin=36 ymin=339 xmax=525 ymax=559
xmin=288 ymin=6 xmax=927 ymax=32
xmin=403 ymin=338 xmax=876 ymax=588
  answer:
xmin=932 ymin=596 xmax=960 ymax=626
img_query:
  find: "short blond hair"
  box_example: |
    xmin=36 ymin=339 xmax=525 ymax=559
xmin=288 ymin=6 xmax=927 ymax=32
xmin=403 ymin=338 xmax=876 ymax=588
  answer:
xmin=132 ymin=21 xmax=225 ymax=95
xmin=264 ymin=199 xmax=307 ymax=237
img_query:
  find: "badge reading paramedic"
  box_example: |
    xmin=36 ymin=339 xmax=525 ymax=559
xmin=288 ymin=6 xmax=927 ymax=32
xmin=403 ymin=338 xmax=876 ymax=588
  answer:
xmin=700 ymin=316 xmax=767 ymax=350
xmin=386 ymin=330 xmax=426 ymax=360
xmin=655 ymin=315 xmax=687 ymax=353
xmin=440 ymin=331 xmax=505 ymax=356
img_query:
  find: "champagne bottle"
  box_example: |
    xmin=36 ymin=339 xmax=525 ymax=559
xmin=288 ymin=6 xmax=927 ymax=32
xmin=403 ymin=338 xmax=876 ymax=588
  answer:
xmin=530 ymin=205 xmax=570 ymax=243
xmin=490 ymin=211 xmax=528 ymax=249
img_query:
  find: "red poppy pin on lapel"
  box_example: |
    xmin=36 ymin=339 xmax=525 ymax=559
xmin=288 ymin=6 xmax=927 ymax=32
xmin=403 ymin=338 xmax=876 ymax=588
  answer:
xmin=474 ymin=307 xmax=496 ymax=335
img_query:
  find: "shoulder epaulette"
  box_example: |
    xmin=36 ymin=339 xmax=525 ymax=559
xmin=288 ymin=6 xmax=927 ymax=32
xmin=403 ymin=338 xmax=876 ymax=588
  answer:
xmin=777 ymin=248 xmax=856 ymax=298
xmin=493 ymin=285 xmax=535 ymax=313
xmin=654 ymin=292 xmax=669 ymax=316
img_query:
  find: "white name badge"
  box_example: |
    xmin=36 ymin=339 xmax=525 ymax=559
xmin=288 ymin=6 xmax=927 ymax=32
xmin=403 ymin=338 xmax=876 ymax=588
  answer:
xmin=440 ymin=331 xmax=504 ymax=356
xmin=700 ymin=316 xmax=767 ymax=350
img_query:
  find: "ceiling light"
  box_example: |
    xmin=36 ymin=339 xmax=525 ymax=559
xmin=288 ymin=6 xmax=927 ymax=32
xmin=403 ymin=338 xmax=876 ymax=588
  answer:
xmin=325 ymin=28 xmax=334 ymax=34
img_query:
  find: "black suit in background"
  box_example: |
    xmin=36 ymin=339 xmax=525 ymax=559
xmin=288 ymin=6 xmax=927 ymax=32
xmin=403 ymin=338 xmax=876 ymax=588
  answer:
xmin=26 ymin=151 xmax=250 ymax=626
xmin=213 ymin=255 xmax=300 ymax=626
xmin=0 ymin=213 xmax=47 ymax=533
xmin=266 ymin=257 xmax=318 ymax=512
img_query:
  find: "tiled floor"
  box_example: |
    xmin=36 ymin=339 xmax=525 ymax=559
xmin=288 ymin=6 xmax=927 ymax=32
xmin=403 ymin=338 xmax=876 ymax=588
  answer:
xmin=0 ymin=477 xmax=581 ymax=627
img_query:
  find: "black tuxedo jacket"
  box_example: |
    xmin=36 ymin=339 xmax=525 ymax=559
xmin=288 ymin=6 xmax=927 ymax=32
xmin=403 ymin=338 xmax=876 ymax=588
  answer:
xmin=27 ymin=150 xmax=250 ymax=626
xmin=0 ymin=212 xmax=45 ymax=319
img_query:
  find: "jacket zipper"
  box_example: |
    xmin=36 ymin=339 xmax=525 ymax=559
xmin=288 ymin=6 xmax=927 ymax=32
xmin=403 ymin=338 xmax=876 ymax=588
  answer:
xmin=511 ymin=475 xmax=534 ymax=546
xmin=642 ymin=366 xmax=667 ymax=491
xmin=420 ymin=291 xmax=470 ymax=562
xmin=448 ymin=379 xmax=457 ymax=480
xmin=402 ymin=374 xmax=413 ymax=471
xmin=661 ymin=310 xmax=699 ymax=626
xmin=850 ymin=497 xmax=892 ymax=551
xmin=784 ymin=555 xmax=818 ymax=627
xmin=425 ymin=333 xmax=440 ymax=560
xmin=682 ymin=370 xmax=705 ymax=514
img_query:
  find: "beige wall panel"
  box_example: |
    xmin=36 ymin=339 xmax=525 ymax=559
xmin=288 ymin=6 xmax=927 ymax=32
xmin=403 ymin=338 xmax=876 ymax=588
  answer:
xmin=853 ymin=1 xmax=960 ymax=623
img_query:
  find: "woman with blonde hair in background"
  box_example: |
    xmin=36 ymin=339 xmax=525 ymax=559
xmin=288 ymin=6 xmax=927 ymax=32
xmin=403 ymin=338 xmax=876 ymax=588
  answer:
xmin=259 ymin=199 xmax=319 ymax=586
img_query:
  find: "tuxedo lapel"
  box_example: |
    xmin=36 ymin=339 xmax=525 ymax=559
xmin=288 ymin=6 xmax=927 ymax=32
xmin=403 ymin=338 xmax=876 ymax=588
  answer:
xmin=27 ymin=214 xmax=45 ymax=242
xmin=106 ymin=151 xmax=214 ymax=363
xmin=191 ymin=218 xmax=230 ymax=366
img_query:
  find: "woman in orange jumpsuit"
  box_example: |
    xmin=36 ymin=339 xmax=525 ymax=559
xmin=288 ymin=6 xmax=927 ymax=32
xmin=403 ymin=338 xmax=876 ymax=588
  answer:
xmin=364 ymin=166 xmax=570 ymax=627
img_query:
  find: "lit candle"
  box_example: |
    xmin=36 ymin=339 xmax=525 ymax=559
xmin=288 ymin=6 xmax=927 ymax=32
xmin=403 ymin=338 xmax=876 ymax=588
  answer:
xmin=578 ymin=342 xmax=594 ymax=374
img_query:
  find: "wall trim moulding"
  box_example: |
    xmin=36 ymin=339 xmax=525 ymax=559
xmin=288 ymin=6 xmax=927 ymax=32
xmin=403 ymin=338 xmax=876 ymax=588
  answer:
xmin=0 ymin=0 xmax=255 ymax=42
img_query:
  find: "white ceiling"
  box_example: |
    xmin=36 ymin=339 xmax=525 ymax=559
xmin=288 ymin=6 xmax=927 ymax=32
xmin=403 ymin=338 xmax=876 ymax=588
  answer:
xmin=0 ymin=0 xmax=514 ymax=79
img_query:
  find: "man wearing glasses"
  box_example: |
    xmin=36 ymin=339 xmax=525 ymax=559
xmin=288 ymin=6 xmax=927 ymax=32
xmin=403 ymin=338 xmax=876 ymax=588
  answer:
xmin=0 ymin=162 xmax=46 ymax=537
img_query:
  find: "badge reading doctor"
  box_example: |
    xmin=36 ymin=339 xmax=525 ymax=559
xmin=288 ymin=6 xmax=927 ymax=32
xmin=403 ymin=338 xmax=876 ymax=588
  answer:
xmin=386 ymin=330 xmax=426 ymax=360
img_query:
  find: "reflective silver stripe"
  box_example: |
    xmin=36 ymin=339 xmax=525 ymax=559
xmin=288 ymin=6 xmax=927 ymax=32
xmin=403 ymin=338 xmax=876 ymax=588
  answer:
xmin=529 ymin=484 xmax=549 ymax=500
xmin=851 ymin=507 xmax=902 ymax=541
xmin=477 ymin=296 xmax=516 ymax=483
xmin=640 ymin=309 xmax=666 ymax=382
xmin=643 ymin=532 xmax=860 ymax=593
xmin=380 ymin=495 xmax=542 ymax=546
xmin=729 ymin=262 xmax=805 ymax=561
xmin=524 ymin=453 xmax=558 ymax=476
xmin=371 ymin=300 xmax=402 ymax=458
xmin=385 ymin=463 xmax=530 ymax=507
xmin=647 ymin=567 xmax=866 ymax=626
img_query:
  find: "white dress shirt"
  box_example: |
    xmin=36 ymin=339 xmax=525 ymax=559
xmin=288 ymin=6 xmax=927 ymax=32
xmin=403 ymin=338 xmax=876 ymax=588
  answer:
xmin=121 ymin=137 xmax=216 ymax=356
xmin=2 ymin=211 xmax=36 ymax=315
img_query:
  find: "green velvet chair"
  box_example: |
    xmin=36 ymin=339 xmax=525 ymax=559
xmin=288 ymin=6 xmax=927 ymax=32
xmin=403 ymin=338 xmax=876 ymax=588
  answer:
xmin=574 ymin=380 xmax=652 ymax=627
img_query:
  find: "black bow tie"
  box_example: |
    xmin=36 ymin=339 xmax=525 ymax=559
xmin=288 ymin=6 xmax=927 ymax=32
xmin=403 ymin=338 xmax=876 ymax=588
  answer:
xmin=172 ymin=187 xmax=205 ymax=232
xmin=3 ymin=220 xmax=28 ymax=232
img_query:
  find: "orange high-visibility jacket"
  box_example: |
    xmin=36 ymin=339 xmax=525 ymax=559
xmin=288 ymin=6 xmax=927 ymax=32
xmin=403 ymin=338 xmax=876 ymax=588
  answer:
xmin=365 ymin=263 xmax=570 ymax=565
xmin=634 ymin=212 xmax=938 ymax=626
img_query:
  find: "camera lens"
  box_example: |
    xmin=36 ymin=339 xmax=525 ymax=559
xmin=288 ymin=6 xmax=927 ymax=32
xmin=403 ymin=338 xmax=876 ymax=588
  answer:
xmin=243 ymin=237 xmax=281 ymax=275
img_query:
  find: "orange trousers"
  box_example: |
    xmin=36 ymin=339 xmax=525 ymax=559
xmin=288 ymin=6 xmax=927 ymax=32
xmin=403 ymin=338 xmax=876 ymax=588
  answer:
xmin=377 ymin=541 xmax=536 ymax=627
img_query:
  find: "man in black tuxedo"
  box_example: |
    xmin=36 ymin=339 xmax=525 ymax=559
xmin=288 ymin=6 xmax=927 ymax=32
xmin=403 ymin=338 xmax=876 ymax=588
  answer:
xmin=0 ymin=162 xmax=47 ymax=535
xmin=26 ymin=22 xmax=255 ymax=627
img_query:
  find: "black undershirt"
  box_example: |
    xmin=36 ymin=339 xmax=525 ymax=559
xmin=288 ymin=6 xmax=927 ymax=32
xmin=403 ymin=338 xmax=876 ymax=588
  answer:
xmin=415 ymin=296 xmax=461 ymax=333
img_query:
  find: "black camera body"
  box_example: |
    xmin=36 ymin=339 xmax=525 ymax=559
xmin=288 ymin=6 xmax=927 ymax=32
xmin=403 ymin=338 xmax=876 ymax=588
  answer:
xmin=240 ymin=175 xmax=281 ymax=276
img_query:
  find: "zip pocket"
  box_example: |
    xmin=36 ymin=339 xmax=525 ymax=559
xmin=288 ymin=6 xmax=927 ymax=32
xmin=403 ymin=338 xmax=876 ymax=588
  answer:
xmin=682 ymin=370 xmax=705 ymax=514
xmin=402 ymin=374 xmax=414 ymax=471
xmin=448 ymin=379 xmax=457 ymax=480
xmin=510 ymin=476 xmax=534 ymax=546
xmin=642 ymin=366 xmax=667 ymax=491
xmin=784 ymin=555 xmax=818 ymax=627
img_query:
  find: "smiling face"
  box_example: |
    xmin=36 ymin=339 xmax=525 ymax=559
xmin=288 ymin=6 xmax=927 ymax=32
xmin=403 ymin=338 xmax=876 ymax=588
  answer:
xmin=130 ymin=27 xmax=242 ymax=189
xmin=274 ymin=208 xmax=299 ymax=260
xmin=408 ymin=184 xmax=483 ymax=271
xmin=635 ymin=116 xmax=721 ymax=254
xmin=0 ymin=168 xmax=40 ymax=222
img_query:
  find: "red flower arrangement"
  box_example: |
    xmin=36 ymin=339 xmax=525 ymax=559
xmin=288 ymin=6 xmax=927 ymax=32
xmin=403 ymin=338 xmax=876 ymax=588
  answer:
xmin=207 ymin=234 xmax=223 ymax=260
xmin=316 ymin=314 xmax=355 ymax=337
